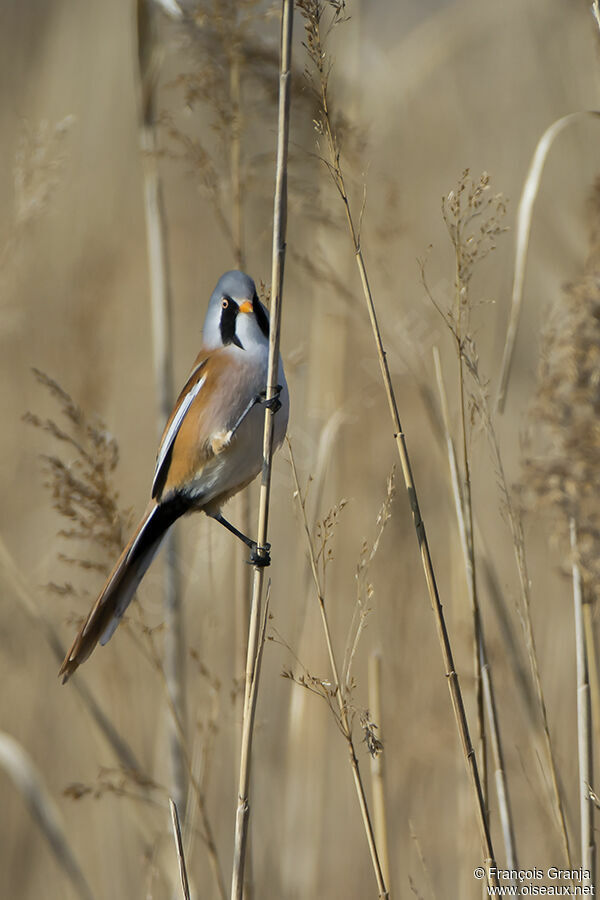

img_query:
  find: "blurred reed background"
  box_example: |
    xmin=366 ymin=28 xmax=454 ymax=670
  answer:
xmin=1 ymin=0 xmax=600 ymax=897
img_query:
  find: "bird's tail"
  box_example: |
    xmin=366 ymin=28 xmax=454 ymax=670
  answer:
xmin=59 ymin=499 xmax=183 ymax=682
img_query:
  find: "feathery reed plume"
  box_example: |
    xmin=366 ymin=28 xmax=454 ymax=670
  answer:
xmin=231 ymin=3 xmax=293 ymax=896
xmin=26 ymin=369 xmax=227 ymax=895
xmin=425 ymin=169 xmax=574 ymax=870
xmin=424 ymin=189 xmax=574 ymax=872
xmin=11 ymin=117 xmax=74 ymax=230
xmin=288 ymin=438 xmax=390 ymax=898
xmin=297 ymin=1 xmax=497 ymax=882
xmin=441 ymin=170 xmax=508 ymax=813
xmin=522 ymin=180 xmax=600 ymax=594
xmin=160 ymin=1 xmax=277 ymax=249
xmin=135 ymin=0 xmax=187 ymax=820
xmin=24 ymin=368 xmax=132 ymax=573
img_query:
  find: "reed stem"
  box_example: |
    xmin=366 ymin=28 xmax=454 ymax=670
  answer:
xmin=571 ymin=520 xmax=595 ymax=887
xmin=230 ymin=4 xmax=293 ymax=896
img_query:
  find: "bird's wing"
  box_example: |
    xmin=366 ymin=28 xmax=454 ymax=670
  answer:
xmin=152 ymin=356 xmax=208 ymax=498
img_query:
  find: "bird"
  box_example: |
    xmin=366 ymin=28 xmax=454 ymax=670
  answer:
xmin=59 ymin=270 xmax=289 ymax=682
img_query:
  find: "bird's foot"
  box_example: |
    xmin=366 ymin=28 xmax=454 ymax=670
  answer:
xmin=258 ymin=385 xmax=283 ymax=414
xmin=248 ymin=542 xmax=271 ymax=567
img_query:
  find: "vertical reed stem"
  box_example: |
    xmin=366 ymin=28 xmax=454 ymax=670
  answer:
xmin=230 ymin=4 xmax=293 ymax=897
xmin=433 ymin=348 xmax=517 ymax=875
xmin=571 ymin=520 xmax=595 ymax=888
xmin=136 ymin=0 xmax=187 ymax=819
xmin=368 ymin=652 xmax=391 ymax=891
xmin=169 ymin=798 xmax=191 ymax=900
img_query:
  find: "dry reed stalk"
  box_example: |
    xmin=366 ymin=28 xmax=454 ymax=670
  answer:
xmin=439 ymin=174 xmax=509 ymax=852
xmin=227 ymin=32 xmax=248 ymax=621
xmin=227 ymin=49 xmax=254 ymax=896
xmin=450 ymin=226 xmax=487 ymax=815
xmin=170 ymin=797 xmax=192 ymax=900
xmin=280 ymin=413 xmax=345 ymax=896
xmin=475 ymin=522 xmax=537 ymax=721
xmin=368 ymin=652 xmax=391 ymax=891
xmin=0 ymin=731 xmax=94 ymax=900
xmin=431 ymin=169 xmax=575 ymax=872
xmin=230 ymin=3 xmax=293 ymax=896
xmin=496 ymin=110 xmax=600 ymax=413
xmin=570 ymin=520 xmax=595 ymax=887
xmin=399 ymin=327 xmax=538 ymax=723
xmin=297 ymin=1 xmax=496 ymax=882
xmin=288 ymin=441 xmax=389 ymax=899
xmin=469 ymin=358 xmax=573 ymax=870
xmin=229 ymin=44 xmax=245 ymax=274
xmin=136 ymin=0 xmax=187 ymax=819
xmin=582 ymin=600 xmax=600 ymax=759
xmin=233 ymin=486 xmax=253 ymax=900
xmin=433 ymin=348 xmax=518 ymax=875
xmin=231 ymin=586 xmax=272 ymax=900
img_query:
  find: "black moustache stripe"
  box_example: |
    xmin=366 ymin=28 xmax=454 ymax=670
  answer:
xmin=220 ymin=297 xmax=244 ymax=349
xmin=253 ymin=294 xmax=270 ymax=339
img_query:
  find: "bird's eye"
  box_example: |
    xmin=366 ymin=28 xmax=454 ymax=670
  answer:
xmin=221 ymin=298 xmax=229 ymax=309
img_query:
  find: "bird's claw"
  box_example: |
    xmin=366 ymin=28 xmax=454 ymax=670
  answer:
xmin=248 ymin=542 xmax=271 ymax=567
xmin=258 ymin=385 xmax=283 ymax=414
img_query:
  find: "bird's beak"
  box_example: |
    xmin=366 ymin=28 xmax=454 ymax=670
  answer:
xmin=238 ymin=300 xmax=253 ymax=314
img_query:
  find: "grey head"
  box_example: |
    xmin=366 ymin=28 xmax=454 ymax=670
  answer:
xmin=203 ymin=270 xmax=270 ymax=352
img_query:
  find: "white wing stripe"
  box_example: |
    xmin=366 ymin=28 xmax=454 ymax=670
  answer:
xmin=152 ymin=374 xmax=206 ymax=495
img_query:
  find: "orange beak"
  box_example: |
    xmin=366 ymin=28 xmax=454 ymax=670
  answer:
xmin=239 ymin=300 xmax=253 ymax=314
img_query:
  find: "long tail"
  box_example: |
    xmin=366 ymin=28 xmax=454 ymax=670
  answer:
xmin=59 ymin=499 xmax=183 ymax=682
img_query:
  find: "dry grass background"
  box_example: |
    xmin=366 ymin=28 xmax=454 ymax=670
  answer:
xmin=1 ymin=0 xmax=600 ymax=897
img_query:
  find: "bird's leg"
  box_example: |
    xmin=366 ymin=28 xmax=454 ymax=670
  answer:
xmin=211 ymin=385 xmax=284 ymax=456
xmin=227 ymin=384 xmax=283 ymax=441
xmin=207 ymin=510 xmax=271 ymax=567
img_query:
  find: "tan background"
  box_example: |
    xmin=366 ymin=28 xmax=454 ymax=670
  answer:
xmin=0 ymin=1 xmax=598 ymax=897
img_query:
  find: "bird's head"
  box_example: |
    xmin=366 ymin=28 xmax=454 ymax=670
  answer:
xmin=203 ymin=270 xmax=270 ymax=352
